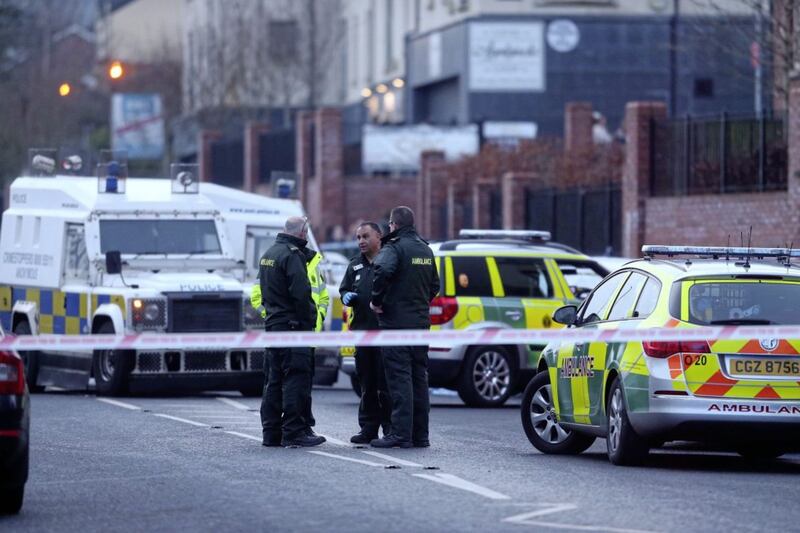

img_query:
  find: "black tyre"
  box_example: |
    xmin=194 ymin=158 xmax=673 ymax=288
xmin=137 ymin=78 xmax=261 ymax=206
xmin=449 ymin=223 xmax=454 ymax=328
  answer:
xmin=92 ymin=322 xmax=133 ymax=396
xmin=13 ymin=321 xmax=44 ymax=393
xmin=0 ymin=485 xmax=24 ymax=514
xmin=736 ymin=446 xmax=786 ymax=461
xmin=606 ymin=377 xmax=649 ymax=466
xmin=239 ymin=385 xmax=264 ymax=397
xmin=521 ymin=371 xmax=595 ymax=454
xmin=350 ymin=374 xmax=362 ymax=397
xmin=457 ymin=346 xmax=516 ymax=407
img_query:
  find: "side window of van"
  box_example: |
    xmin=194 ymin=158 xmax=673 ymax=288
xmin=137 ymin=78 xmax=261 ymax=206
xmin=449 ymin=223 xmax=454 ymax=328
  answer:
xmin=451 ymin=257 xmax=493 ymax=297
xmin=64 ymin=223 xmax=89 ymax=281
xmin=494 ymin=257 xmax=552 ymax=298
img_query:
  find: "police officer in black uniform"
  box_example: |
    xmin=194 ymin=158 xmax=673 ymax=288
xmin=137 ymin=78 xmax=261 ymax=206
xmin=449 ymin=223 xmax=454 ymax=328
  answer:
xmin=259 ymin=216 xmax=326 ymax=448
xmin=340 ymin=222 xmax=392 ymax=443
xmin=369 ymin=207 xmax=440 ymax=448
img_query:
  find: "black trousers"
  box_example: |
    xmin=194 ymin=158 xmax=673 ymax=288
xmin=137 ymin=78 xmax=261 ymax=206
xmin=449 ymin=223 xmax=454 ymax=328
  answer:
xmin=354 ymin=345 xmax=392 ymax=436
xmin=381 ymin=345 xmax=430 ymax=442
xmin=260 ymin=346 xmax=313 ymax=441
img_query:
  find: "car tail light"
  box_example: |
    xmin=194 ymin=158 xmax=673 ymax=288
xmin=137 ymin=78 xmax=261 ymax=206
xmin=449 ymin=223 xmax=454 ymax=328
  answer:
xmin=430 ymin=296 xmax=458 ymax=325
xmin=0 ymin=351 xmax=24 ymax=395
xmin=642 ymin=340 xmax=711 ymax=358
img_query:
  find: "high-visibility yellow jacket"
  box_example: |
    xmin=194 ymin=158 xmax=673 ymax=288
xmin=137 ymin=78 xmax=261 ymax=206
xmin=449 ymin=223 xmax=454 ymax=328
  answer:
xmin=250 ymin=251 xmax=329 ymax=332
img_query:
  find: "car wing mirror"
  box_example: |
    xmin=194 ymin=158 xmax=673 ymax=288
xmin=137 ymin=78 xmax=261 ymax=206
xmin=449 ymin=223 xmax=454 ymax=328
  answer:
xmin=105 ymin=251 xmax=122 ymax=274
xmin=553 ymin=305 xmax=578 ymax=326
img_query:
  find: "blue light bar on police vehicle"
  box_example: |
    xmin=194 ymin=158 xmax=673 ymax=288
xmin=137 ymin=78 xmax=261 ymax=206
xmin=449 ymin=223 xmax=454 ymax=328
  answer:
xmin=642 ymin=245 xmax=800 ymax=259
xmin=458 ymin=229 xmax=551 ymax=241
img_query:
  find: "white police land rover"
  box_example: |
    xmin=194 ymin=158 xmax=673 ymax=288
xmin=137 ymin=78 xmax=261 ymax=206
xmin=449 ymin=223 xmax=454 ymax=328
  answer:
xmin=0 ymin=155 xmax=338 ymax=396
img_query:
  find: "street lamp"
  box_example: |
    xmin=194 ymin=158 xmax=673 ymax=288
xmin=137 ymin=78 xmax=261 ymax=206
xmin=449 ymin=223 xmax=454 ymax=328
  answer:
xmin=58 ymin=83 xmax=71 ymax=96
xmin=108 ymin=60 xmax=124 ymax=80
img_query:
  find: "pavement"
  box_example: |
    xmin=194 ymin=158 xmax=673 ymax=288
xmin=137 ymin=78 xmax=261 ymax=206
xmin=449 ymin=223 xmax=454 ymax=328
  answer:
xmin=3 ymin=382 xmax=800 ymax=533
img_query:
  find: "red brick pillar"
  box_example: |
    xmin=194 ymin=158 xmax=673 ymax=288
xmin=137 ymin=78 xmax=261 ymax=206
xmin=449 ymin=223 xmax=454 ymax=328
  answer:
xmin=565 ymin=102 xmax=594 ymax=154
xmin=198 ymin=130 xmax=222 ymax=183
xmin=788 ymin=73 xmax=800 ymax=243
xmin=502 ymin=172 xmax=538 ymax=229
xmin=314 ymin=108 xmax=344 ymax=242
xmin=295 ymin=110 xmax=314 ymax=205
xmin=418 ymin=150 xmax=446 ymax=238
xmin=244 ymin=121 xmax=269 ymax=193
xmin=621 ymin=102 xmax=667 ymax=258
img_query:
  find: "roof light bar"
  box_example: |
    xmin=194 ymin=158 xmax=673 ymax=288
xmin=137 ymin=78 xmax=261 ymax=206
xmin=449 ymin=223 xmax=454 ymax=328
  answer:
xmin=458 ymin=229 xmax=551 ymax=241
xmin=642 ymin=245 xmax=800 ymax=259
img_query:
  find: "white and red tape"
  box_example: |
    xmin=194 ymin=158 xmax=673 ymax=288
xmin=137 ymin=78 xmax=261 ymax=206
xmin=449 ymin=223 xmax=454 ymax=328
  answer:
xmin=1 ymin=325 xmax=800 ymax=351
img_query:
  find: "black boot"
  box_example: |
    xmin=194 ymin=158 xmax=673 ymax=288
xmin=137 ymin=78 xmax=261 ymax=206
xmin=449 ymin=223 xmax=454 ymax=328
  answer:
xmin=370 ymin=434 xmax=412 ymax=448
xmin=350 ymin=431 xmax=378 ymax=444
xmin=282 ymin=433 xmax=326 ymax=447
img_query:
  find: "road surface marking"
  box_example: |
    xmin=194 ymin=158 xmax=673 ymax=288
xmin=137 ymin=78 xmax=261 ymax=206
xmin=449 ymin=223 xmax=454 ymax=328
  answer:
xmin=308 ymin=450 xmax=388 ymax=467
xmin=96 ymin=398 xmax=141 ymax=410
xmin=503 ymin=504 xmax=658 ymax=533
xmin=360 ymin=450 xmax=423 ymax=467
xmin=226 ymin=431 xmax=262 ymax=441
xmin=413 ymin=473 xmax=511 ymax=500
xmin=320 ymin=435 xmax=348 ymax=446
xmin=153 ymin=413 xmax=209 ymax=427
xmin=188 ymin=415 xmax=253 ymax=419
xmin=216 ymin=397 xmax=251 ymax=410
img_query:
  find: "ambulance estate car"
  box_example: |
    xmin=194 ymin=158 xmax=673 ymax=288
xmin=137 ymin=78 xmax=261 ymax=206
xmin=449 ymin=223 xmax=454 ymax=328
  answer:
xmin=0 ymin=159 xmax=338 ymax=396
xmin=342 ymin=230 xmax=609 ymax=407
xmin=521 ymin=245 xmax=800 ymax=465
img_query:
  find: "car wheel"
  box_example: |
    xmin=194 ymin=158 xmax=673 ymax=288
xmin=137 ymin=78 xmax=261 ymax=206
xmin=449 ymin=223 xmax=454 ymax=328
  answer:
xmin=239 ymin=385 xmax=263 ymax=397
xmin=350 ymin=374 xmax=362 ymax=397
xmin=736 ymin=446 xmax=786 ymax=461
xmin=92 ymin=322 xmax=133 ymax=396
xmin=606 ymin=377 xmax=649 ymax=466
xmin=457 ymin=346 xmax=515 ymax=407
xmin=521 ymin=371 xmax=595 ymax=454
xmin=13 ymin=321 xmax=44 ymax=393
xmin=0 ymin=485 xmax=24 ymax=514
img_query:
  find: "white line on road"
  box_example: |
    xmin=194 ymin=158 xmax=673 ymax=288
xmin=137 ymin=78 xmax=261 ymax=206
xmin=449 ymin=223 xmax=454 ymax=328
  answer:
xmin=96 ymin=398 xmax=141 ymax=410
xmin=225 ymin=431 xmax=262 ymax=441
xmin=360 ymin=450 xmax=423 ymax=467
xmin=216 ymin=397 xmax=251 ymax=410
xmin=187 ymin=415 xmax=253 ymax=419
xmin=503 ymin=504 xmax=658 ymax=533
xmin=320 ymin=435 xmax=348 ymax=446
xmin=153 ymin=414 xmax=209 ymax=427
xmin=412 ymin=473 xmax=511 ymax=501
xmin=307 ymin=450 xmax=388 ymax=467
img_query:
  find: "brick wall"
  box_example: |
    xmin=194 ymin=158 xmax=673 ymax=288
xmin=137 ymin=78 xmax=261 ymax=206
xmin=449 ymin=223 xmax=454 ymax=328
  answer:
xmin=644 ymin=193 xmax=797 ymax=247
xmin=343 ymin=176 xmax=417 ymax=235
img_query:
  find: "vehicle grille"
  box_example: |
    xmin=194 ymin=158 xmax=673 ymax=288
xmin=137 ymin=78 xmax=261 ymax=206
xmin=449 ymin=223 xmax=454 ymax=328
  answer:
xmin=184 ymin=351 xmax=228 ymax=371
xmin=249 ymin=350 xmax=266 ymax=371
xmin=169 ymin=297 xmax=241 ymax=332
xmin=137 ymin=352 xmax=163 ymax=373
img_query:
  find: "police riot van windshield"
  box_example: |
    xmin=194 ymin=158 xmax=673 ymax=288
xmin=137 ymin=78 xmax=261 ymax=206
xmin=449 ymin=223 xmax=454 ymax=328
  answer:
xmin=99 ymin=219 xmax=222 ymax=255
xmin=687 ymin=281 xmax=800 ymax=325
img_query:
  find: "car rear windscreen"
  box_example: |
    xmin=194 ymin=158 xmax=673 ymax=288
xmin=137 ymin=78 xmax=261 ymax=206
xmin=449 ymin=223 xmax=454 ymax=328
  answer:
xmin=686 ymin=281 xmax=800 ymax=325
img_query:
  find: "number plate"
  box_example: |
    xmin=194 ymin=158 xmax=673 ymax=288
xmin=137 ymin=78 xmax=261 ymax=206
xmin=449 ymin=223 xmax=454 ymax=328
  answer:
xmin=727 ymin=357 xmax=800 ymax=378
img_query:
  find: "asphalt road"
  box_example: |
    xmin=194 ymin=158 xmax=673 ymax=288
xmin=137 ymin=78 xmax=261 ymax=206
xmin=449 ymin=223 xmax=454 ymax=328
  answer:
xmin=3 ymin=381 xmax=800 ymax=533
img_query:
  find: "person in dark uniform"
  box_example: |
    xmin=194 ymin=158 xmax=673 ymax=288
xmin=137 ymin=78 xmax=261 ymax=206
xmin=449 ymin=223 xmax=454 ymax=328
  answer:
xmin=369 ymin=207 xmax=440 ymax=448
xmin=339 ymin=222 xmax=392 ymax=443
xmin=259 ymin=216 xmax=326 ymax=448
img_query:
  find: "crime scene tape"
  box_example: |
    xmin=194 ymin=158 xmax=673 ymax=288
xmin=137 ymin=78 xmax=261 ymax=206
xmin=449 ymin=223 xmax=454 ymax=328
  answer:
xmin=2 ymin=325 xmax=800 ymax=351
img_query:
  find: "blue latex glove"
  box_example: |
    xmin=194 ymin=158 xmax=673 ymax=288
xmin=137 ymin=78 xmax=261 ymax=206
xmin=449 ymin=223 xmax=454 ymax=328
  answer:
xmin=342 ymin=292 xmax=358 ymax=306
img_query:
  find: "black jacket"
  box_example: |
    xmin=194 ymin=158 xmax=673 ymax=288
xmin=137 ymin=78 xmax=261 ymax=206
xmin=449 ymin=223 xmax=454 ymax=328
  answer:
xmin=370 ymin=226 xmax=440 ymax=330
xmin=339 ymin=253 xmax=380 ymax=331
xmin=258 ymin=233 xmax=315 ymax=331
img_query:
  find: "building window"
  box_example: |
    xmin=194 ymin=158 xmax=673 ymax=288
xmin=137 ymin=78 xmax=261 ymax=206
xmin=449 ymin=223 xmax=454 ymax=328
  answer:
xmin=269 ymin=19 xmax=299 ymax=62
xmin=694 ymin=78 xmax=714 ymax=98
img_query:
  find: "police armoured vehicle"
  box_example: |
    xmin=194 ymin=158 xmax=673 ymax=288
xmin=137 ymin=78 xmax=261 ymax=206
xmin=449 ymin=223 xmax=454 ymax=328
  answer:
xmin=0 ymin=155 xmax=338 ymax=396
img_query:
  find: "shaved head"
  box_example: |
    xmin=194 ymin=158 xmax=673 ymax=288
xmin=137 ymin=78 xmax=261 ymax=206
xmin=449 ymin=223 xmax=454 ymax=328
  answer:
xmin=284 ymin=216 xmax=308 ymax=238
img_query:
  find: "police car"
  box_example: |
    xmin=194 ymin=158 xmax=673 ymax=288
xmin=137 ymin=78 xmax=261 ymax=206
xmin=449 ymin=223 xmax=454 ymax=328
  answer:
xmin=0 ymin=154 xmax=339 ymax=396
xmin=342 ymin=230 xmax=609 ymax=407
xmin=521 ymin=245 xmax=800 ymax=465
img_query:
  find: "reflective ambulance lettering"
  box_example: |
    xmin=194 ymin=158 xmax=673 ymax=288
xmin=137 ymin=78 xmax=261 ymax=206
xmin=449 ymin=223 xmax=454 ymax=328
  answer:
xmin=411 ymin=257 xmax=432 ymax=265
xmin=560 ymin=356 xmax=594 ymax=378
xmin=707 ymin=403 xmax=800 ymax=414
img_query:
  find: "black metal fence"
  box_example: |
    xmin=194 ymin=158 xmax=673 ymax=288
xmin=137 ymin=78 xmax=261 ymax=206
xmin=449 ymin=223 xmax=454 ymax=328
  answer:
xmin=651 ymin=114 xmax=787 ymax=196
xmin=210 ymin=139 xmax=243 ymax=187
xmin=258 ymin=129 xmax=295 ymax=183
xmin=525 ymin=186 xmax=621 ymax=256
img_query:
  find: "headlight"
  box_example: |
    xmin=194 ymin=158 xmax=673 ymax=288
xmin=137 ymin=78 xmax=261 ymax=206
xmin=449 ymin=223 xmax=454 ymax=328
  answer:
xmin=131 ymin=298 xmax=166 ymax=330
